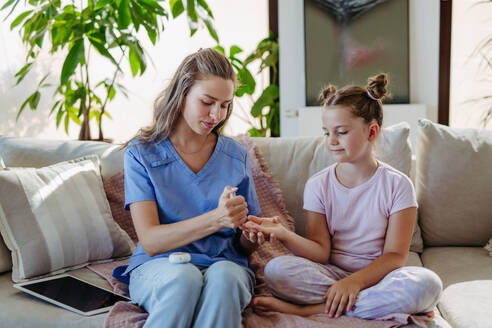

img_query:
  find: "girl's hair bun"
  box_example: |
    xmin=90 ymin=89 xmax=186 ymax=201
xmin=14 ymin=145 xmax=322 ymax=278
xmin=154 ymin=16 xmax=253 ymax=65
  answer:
xmin=366 ymin=73 xmax=388 ymax=100
xmin=319 ymin=85 xmax=337 ymax=104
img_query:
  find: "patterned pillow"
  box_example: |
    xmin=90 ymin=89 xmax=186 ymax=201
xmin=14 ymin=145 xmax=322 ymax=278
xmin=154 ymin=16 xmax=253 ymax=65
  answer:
xmin=234 ymin=135 xmax=295 ymax=296
xmin=0 ymin=155 xmax=134 ymax=282
xmin=103 ymin=171 xmax=138 ymax=244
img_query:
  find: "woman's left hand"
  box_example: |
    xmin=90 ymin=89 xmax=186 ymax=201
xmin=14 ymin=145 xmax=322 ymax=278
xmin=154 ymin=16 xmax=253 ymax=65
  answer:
xmin=323 ymin=276 xmax=362 ymax=318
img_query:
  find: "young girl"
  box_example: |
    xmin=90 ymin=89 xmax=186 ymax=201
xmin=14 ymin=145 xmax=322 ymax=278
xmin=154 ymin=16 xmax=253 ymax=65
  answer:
xmin=113 ymin=48 xmax=264 ymax=328
xmin=243 ymin=74 xmax=442 ymax=320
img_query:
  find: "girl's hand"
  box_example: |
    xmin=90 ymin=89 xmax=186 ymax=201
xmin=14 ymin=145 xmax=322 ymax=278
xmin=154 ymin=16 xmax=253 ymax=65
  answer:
xmin=216 ymin=186 xmax=248 ymax=228
xmin=323 ymin=276 xmax=362 ymax=318
xmin=240 ymin=216 xmax=279 ymax=245
xmin=241 ymin=215 xmax=286 ymax=243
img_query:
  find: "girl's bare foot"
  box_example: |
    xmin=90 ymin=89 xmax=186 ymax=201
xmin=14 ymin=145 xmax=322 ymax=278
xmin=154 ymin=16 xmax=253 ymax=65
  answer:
xmin=252 ymin=296 xmax=324 ymax=317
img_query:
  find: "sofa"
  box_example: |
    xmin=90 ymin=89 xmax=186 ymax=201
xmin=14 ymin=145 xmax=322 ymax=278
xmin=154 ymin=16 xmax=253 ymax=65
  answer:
xmin=0 ymin=118 xmax=490 ymax=328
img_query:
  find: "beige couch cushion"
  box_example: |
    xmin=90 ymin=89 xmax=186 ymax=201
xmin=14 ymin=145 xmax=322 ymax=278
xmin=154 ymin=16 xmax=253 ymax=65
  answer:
xmin=416 ymin=119 xmax=492 ymax=246
xmin=0 ymin=268 xmax=108 ymax=327
xmin=438 ymin=280 xmax=492 ymax=328
xmin=421 ymin=247 xmax=492 ymax=288
xmin=405 ymin=251 xmax=423 ymax=267
xmin=0 ymin=156 xmax=133 ymax=282
xmin=253 ymin=122 xmax=424 ymax=252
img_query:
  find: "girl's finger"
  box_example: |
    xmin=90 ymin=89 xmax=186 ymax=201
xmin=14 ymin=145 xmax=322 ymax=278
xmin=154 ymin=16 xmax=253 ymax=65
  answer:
xmin=335 ymin=294 xmax=348 ymax=318
xmin=346 ymin=294 xmax=357 ymax=313
xmin=249 ymin=231 xmax=257 ymax=243
xmin=270 ymin=233 xmax=277 ymax=242
xmin=257 ymin=232 xmax=264 ymax=244
xmin=328 ymin=293 xmax=341 ymax=317
xmin=324 ymin=291 xmax=334 ymax=313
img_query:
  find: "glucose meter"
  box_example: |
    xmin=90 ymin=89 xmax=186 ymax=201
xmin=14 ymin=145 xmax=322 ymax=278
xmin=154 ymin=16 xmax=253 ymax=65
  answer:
xmin=169 ymin=252 xmax=191 ymax=264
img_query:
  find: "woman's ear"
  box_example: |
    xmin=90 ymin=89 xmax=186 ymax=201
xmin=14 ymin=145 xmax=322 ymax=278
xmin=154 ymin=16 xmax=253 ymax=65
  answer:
xmin=367 ymin=122 xmax=380 ymax=142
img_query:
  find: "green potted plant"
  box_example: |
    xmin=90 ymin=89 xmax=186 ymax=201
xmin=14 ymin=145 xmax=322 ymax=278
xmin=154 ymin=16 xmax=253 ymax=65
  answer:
xmin=216 ymin=32 xmax=279 ymax=137
xmin=2 ymin=0 xmax=218 ymax=140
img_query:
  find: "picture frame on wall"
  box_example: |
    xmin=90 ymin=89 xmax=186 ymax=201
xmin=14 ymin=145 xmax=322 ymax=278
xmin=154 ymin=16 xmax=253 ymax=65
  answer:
xmin=304 ymin=0 xmax=409 ymax=105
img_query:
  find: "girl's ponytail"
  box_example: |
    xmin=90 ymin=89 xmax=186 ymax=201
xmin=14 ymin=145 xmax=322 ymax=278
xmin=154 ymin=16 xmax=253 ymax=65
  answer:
xmin=366 ymin=73 xmax=389 ymax=101
xmin=319 ymin=85 xmax=337 ymax=106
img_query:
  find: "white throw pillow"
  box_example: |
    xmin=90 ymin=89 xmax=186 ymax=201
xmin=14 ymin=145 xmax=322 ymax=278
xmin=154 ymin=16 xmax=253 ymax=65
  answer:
xmin=0 ymin=155 xmax=134 ymax=282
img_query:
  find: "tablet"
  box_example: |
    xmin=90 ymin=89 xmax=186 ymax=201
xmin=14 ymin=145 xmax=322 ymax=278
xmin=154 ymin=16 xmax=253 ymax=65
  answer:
xmin=14 ymin=274 xmax=130 ymax=316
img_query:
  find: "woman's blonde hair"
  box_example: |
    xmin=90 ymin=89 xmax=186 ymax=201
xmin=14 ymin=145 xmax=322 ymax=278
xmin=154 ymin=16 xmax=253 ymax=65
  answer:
xmin=123 ymin=48 xmax=235 ymax=148
xmin=319 ymin=73 xmax=389 ymax=127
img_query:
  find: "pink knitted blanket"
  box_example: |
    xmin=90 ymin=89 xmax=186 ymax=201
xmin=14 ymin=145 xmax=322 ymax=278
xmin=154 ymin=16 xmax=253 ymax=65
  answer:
xmin=89 ymin=135 xmax=428 ymax=328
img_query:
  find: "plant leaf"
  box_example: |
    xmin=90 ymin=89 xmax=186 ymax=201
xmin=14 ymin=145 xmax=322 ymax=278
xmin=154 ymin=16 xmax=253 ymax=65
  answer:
xmin=129 ymin=45 xmax=140 ymax=76
xmin=10 ymin=9 xmax=33 ymax=29
xmin=49 ymin=100 xmax=62 ymax=115
xmin=186 ymin=0 xmax=198 ymax=36
xmin=251 ymin=85 xmax=279 ymax=117
xmin=68 ymin=109 xmax=82 ymax=125
xmin=56 ymin=109 xmax=64 ymax=127
xmin=14 ymin=62 xmax=33 ymax=85
xmin=88 ymin=36 xmax=118 ymax=66
xmin=118 ymin=0 xmax=131 ymax=29
xmin=230 ymin=45 xmax=242 ymax=58
xmin=170 ymin=0 xmax=184 ymax=18
xmin=236 ymin=67 xmax=256 ymax=97
xmin=29 ymin=91 xmax=41 ymax=109
xmin=60 ymin=39 xmax=84 ymax=85
xmin=64 ymin=112 xmax=70 ymax=134
xmin=16 ymin=95 xmax=32 ymax=121
xmin=197 ymin=0 xmax=213 ymax=18
xmin=95 ymin=0 xmax=112 ymax=10
xmin=213 ymin=45 xmax=225 ymax=54
xmin=202 ymin=18 xmax=218 ymax=43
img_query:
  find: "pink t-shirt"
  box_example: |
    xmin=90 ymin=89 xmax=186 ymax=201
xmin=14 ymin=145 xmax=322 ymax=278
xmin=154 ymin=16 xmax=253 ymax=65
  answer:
xmin=303 ymin=161 xmax=417 ymax=273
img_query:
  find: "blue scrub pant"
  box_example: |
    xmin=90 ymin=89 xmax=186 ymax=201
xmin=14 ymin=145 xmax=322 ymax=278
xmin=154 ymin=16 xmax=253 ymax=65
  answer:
xmin=129 ymin=258 xmax=254 ymax=328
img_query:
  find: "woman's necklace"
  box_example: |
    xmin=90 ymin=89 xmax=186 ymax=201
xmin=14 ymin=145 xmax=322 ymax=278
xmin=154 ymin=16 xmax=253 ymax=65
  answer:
xmin=173 ymin=134 xmax=209 ymax=155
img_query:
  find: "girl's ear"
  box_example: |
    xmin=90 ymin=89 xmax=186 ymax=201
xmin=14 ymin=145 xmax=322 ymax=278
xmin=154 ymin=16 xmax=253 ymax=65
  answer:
xmin=367 ymin=122 xmax=380 ymax=142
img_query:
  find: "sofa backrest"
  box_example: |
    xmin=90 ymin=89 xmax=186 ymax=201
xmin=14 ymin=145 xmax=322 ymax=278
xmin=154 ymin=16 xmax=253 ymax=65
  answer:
xmin=253 ymin=122 xmax=413 ymax=236
xmin=0 ymin=136 xmax=123 ymax=179
xmin=0 ymin=123 xmax=412 ymax=238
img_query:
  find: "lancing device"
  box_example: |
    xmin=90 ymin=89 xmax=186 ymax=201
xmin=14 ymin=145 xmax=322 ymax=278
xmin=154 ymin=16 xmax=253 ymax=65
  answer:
xmin=229 ymin=191 xmax=236 ymax=199
xmin=169 ymin=252 xmax=191 ymax=264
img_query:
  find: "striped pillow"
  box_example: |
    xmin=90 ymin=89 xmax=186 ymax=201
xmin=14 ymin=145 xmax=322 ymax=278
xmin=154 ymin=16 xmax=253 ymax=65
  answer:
xmin=0 ymin=155 xmax=134 ymax=282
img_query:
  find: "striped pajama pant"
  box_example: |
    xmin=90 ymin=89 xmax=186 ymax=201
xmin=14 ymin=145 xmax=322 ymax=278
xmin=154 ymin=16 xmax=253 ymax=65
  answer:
xmin=264 ymin=255 xmax=442 ymax=319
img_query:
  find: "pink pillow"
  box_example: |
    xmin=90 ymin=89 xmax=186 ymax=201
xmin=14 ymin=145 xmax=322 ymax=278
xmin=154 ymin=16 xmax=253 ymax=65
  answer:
xmin=103 ymin=171 xmax=138 ymax=244
xmin=234 ymin=135 xmax=296 ymax=296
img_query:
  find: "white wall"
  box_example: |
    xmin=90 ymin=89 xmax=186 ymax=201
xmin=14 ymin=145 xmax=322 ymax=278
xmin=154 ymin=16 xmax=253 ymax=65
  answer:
xmin=449 ymin=0 xmax=492 ymax=130
xmin=0 ymin=1 xmax=269 ymax=142
xmin=279 ymin=0 xmax=440 ymax=137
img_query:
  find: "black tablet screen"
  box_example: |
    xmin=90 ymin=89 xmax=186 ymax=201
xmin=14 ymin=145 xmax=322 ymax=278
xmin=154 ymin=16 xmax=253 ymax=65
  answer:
xmin=21 ymin=276 xmax=129 ymax=313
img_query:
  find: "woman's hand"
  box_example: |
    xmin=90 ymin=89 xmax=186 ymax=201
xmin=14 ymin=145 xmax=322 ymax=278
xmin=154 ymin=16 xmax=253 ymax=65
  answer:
xmin=241 ymin=215 xmax=287 ymax=244
xmin=323 ymin=276 xmax=362 ymax=318
xmin=216 ymin=186 xmax=248 ymax=229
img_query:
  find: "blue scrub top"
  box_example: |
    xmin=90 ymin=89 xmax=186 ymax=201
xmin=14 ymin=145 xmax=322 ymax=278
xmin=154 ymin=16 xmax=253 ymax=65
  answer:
xmin=113 ymin=134 xmax=261 ymax=283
